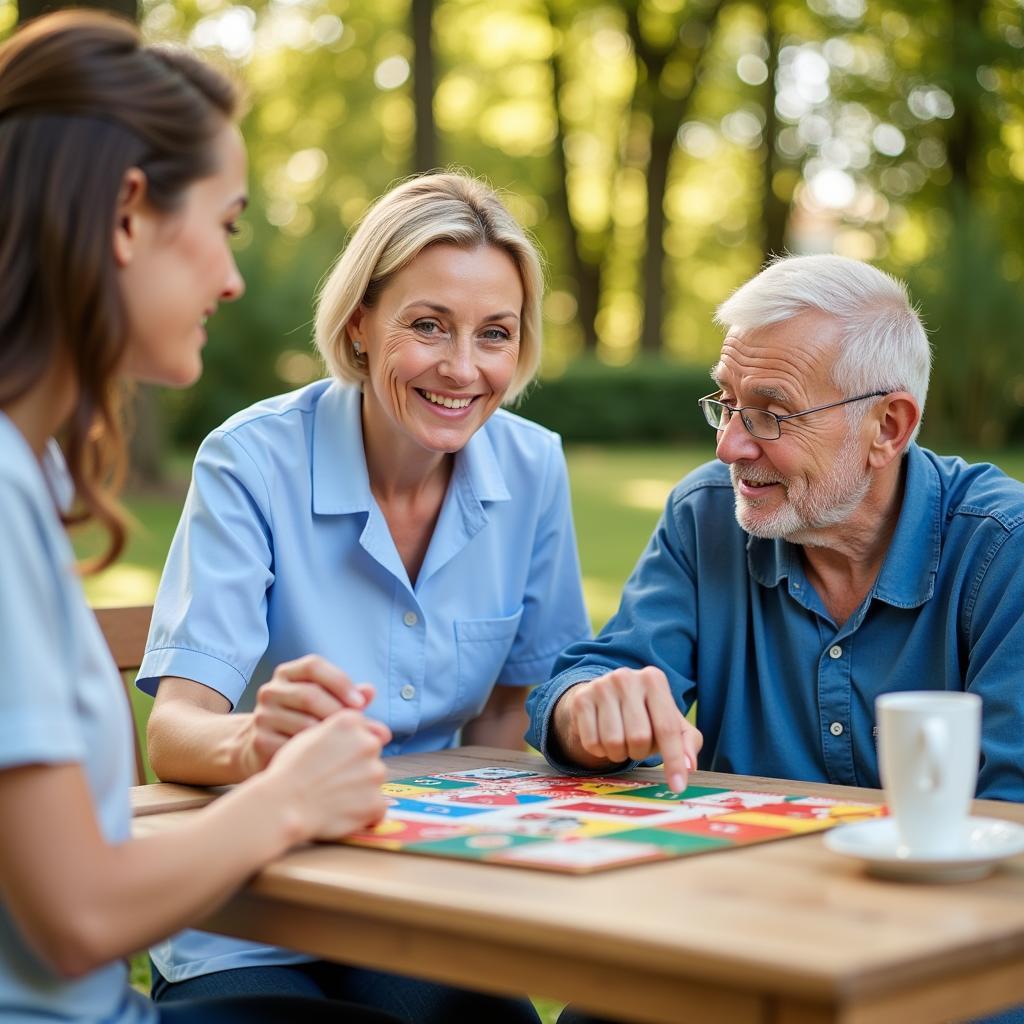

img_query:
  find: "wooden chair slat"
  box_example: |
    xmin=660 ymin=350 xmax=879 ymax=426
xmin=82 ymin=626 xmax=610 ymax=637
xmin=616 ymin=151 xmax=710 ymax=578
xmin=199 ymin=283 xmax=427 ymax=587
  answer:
xmin=94 ymin=604 xmax=153 ymax=784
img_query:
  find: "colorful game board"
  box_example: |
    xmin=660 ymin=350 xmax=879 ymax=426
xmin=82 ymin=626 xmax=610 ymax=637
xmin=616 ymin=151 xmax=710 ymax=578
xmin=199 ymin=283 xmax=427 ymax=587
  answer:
xmin=342 ymin=766 xmax=886 ymax=874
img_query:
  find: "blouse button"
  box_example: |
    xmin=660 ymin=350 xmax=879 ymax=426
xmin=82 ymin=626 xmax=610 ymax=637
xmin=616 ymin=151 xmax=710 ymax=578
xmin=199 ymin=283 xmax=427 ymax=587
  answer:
xmin=400 ymin=684 xmax=416 ymax=701
xmin=829 ymin=721 xmax=844 ymax=737
xmin=829 ymin=645 xmax=843 ymax=659
xmin=403 ymin=611 xmax=418 ymax=627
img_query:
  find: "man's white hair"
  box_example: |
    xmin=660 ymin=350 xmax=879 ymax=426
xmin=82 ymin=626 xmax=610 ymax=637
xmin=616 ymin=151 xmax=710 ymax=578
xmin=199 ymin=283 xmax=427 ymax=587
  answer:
xmin=715 ymin=254 xmax=932 ymax=443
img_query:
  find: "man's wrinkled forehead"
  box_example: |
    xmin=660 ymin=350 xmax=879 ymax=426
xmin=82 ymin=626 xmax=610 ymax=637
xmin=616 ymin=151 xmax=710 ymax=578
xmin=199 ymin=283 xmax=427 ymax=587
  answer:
xmin=713 ymin=315 xmax=841 ymax=390
xmin=710 ymin=358 xmax=794 ymax=404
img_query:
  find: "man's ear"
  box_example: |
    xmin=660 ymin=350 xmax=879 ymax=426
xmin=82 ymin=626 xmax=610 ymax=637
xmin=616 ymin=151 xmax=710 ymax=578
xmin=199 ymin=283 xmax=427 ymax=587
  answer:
xmin=112 ymin=167 xmax=149 ymax=268
xmin=867 ymin=391 xmax=919 ymax=469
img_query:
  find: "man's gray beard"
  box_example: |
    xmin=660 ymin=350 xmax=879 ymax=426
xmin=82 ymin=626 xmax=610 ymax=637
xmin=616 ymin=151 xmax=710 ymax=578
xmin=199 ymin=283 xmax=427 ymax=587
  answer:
xmin=730 ymin=433 xmax=871 ymax=542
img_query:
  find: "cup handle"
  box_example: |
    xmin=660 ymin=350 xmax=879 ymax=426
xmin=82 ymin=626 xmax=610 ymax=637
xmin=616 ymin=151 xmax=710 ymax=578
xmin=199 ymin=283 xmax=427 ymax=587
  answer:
xmin=917 ymin=718 xmax=947 ymax=792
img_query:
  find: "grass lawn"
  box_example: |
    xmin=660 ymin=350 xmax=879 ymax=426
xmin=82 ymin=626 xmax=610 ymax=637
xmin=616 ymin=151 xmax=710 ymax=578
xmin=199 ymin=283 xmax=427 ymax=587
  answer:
xmin=84 ymin=442 xmax=1024 ymax=624
xmin=79 ymin=442 xmax=1024 ymax=1019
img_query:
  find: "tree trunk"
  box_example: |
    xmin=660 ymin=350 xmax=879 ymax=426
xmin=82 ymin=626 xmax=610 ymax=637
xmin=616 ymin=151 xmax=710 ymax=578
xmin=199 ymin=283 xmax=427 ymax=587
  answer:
xmin=946 ymin=0 xmax=983 ymax=200
xmin=759 ymin=3 xmax=788 ymax=263
xmin=639 ymin=126 xmax=672 ymax=353
xmin=125 ymin=384 xmax=164 ymax=486
xmin=18 ymin=0 xmax=136 ymax=23
xmin=547 ymin=20 xmax=600 ymax=351
xmin=628 ymin=0 xmax=726 ymax=355
xmin=411 ymin=0 xmax=437 ymax=172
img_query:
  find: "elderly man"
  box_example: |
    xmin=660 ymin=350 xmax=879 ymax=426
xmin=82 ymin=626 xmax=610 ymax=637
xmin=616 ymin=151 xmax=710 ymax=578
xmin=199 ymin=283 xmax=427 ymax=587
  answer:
xmin=526 ymin=254 xmax=1024 ymax=808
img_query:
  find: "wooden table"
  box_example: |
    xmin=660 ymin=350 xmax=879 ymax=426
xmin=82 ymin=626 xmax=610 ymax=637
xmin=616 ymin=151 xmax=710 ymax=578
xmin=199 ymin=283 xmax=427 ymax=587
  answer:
xmin=132 ymin=747 xmax=1024 ymax=1024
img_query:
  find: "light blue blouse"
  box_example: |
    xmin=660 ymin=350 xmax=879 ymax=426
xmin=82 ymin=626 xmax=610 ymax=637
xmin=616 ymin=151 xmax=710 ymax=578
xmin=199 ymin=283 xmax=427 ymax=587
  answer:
xmin=136 ymin=380 xmax=590 ymax=981
xmin=0 ymin=413 xmax=154 ymax=1024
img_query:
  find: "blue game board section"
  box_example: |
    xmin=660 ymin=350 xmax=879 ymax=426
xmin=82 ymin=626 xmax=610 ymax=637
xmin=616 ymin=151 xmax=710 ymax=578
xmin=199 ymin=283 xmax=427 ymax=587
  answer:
xmin=390 ymin=798 xmax=492 ymax=818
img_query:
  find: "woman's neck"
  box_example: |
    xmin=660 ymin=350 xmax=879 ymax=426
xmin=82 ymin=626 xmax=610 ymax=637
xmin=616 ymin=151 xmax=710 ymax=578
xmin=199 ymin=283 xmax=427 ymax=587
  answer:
xmin=360 ymin=391 xmax=453 ymax=503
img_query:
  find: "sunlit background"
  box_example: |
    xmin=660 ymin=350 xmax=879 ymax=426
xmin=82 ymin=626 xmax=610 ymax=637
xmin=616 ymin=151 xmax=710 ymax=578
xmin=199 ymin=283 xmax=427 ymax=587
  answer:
xmin=4 ymin=0 xmax=1024 ymax=615
xmin=6 ymin=0 xmax=1022 ymax=447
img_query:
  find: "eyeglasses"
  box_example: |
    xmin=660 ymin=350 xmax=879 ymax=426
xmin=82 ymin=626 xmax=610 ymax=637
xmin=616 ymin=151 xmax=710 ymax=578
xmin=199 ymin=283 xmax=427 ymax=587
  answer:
xmin=697 ymin=391 xmax=889 ymax=441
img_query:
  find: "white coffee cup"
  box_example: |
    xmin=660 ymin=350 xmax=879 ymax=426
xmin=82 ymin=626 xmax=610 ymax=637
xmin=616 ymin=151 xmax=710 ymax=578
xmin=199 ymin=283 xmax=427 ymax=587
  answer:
xmin=876 ymin=691 xmax=981 ymax=857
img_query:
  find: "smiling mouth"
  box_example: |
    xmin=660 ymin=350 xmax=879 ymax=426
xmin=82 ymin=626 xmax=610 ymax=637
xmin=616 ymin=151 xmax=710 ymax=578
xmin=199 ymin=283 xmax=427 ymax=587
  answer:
xmin=731 ymin=466 xmax=785 ymax=496
xmin=417 ymin=389 xmax=477 ymax=410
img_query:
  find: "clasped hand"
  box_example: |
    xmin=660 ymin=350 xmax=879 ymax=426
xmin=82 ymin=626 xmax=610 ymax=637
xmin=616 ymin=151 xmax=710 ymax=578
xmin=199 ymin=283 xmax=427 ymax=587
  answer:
xmin=241 ymin=655 xmax=394 ymax=840
xmin=240 ymin=654 xmax=392 ymax=776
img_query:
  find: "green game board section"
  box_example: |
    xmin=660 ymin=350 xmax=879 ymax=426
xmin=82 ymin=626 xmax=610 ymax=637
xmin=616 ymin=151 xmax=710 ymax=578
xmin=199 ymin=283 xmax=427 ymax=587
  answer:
xmin=607 ymin=827 xmax=733 ymax=852
xmin=616 ymin=784 xmax=727 ymax=802
xmin=407 ymin=833 xmax=548 ymax=860
xmin=391 ymin=775 xmax=479 ymax=791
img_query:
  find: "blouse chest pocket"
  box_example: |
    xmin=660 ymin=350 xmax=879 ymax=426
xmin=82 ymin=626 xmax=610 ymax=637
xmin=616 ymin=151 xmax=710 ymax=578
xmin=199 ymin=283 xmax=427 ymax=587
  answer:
xmin=453 ymin=607 xmax=524 ymax=718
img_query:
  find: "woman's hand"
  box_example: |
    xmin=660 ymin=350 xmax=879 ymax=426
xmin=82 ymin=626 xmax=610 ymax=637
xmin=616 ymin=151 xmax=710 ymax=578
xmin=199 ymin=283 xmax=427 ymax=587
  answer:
xmin=239 ymin=654 xmax=380 ymax=777
xmin=261 ymin=709 xmax=392 ymax=841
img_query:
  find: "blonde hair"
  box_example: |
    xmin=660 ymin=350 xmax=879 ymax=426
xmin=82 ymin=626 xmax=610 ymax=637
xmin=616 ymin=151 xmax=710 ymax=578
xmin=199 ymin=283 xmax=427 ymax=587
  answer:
xmin=314 ymin=172 xmax=544 ymax=402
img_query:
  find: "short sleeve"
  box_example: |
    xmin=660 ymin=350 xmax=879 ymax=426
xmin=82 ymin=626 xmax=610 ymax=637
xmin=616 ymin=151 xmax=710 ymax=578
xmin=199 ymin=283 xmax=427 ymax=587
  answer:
xmin=136 ymin=429 xmax=275 ymax=707
xmin=497 ymin=436 xmax=590 ymax=685
xmin=0 ymin=478 xmax=85 ymax=768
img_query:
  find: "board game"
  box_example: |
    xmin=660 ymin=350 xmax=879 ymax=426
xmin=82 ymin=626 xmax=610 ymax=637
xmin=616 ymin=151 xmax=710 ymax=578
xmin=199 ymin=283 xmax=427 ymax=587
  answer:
xmin=342 ymin=766 xmax=887 ymax=874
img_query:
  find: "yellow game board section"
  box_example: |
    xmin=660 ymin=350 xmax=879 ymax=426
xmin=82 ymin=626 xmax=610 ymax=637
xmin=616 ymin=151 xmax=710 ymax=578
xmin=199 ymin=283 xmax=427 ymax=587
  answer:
xmin=714 ymin=812 xmax=833 ymax=833
xmin=382 ymin=783 xmax=443 ymax=798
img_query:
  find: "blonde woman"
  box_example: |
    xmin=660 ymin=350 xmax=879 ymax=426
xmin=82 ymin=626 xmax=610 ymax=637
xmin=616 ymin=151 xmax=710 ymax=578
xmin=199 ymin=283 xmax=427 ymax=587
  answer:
xmin=138 ymin=173 xmax=590 ymax=1022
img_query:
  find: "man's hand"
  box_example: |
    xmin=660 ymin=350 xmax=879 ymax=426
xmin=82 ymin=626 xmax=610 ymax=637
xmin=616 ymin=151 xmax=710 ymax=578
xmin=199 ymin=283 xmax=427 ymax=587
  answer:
xmin=551 ymin=667 xmax=702 ymax=793
xmin=240 ymin=655 xmax=385 ymax=776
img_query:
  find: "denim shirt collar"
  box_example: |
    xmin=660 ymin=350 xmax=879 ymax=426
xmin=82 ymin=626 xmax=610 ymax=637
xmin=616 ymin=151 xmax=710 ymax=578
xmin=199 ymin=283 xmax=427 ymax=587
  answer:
xmin=310 ymin=382 xmax=510 ymax=516
xmin=746 ymin=443 xmax=940 ymax=609
xmin=871 ymin=443 xmax=941 ymax=608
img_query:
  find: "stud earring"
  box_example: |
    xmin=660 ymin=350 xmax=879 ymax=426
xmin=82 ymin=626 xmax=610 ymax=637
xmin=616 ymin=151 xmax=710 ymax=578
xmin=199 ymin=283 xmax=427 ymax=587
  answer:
xmin=352 ymin=340 xmax=362 ymax=355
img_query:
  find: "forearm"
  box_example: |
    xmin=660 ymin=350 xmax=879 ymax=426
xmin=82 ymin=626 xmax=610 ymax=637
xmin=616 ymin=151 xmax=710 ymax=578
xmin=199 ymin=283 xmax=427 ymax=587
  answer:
xmin=463 ymin=706 xmax=529 ymax=750
xmin=148 ymin=695 xmax=253 ymax=785
xmin=87 ymin=775 xmax=300 ymax=967
xmin=0 ymin=766 xmax=299 ymax=978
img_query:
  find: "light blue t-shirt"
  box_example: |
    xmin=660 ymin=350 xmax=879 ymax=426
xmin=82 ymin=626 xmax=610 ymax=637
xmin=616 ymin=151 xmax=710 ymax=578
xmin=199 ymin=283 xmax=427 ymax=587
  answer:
xmin=136 ymin=380 xmax=590 ymax=981
xmin=0 ymin=413 xmax=155 ymax=1024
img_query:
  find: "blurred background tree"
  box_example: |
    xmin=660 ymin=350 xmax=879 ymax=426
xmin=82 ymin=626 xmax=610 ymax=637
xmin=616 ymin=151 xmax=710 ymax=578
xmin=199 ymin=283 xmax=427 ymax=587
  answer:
xmin=5 ymin=0 xmax=1024 ymax=449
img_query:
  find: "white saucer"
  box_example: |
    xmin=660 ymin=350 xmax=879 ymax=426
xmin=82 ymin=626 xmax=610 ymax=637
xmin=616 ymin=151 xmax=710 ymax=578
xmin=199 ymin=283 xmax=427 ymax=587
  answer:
xmin=824 ymin=816 xmax=1024 ymax=883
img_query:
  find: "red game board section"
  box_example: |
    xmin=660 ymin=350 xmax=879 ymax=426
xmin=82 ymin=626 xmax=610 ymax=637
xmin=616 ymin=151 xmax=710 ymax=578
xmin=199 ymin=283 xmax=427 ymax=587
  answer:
xmin=745 ymin=802 xmax=836 ymax=819
xmin=346 ymin=818 xmax=466 ymax=848
xmin=661 ymin=816 xmax=791 ymax=842
xmin=442 ymin=792 xmax=541 ymax=806
xmin=556 ymin=800 xmax=667 ymax=818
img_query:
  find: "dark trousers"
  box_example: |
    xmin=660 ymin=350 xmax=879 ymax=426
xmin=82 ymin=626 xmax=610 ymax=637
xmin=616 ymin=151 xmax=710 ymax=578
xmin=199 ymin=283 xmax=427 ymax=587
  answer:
xmin=152 ymin=957 xmax=542 ymax=1024
xmin=157 ymin=994 xmax=401 ymax=1023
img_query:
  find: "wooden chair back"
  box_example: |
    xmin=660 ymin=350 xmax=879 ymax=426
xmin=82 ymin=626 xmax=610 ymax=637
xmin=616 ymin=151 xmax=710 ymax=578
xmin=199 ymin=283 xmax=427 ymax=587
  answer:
xmin=94 ymin=605 xmax=153 ymax=785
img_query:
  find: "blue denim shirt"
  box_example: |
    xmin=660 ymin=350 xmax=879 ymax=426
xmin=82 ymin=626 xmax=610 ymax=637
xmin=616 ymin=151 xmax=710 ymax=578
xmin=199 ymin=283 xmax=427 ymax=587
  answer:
xmin=527 ymin=444 xmax=1024 ymax=801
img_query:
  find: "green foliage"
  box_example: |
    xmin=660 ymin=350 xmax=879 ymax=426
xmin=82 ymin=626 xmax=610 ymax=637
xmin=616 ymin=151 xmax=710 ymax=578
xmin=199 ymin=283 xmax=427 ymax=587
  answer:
xmin=6 ymin=0 xmax=1024 ymax=451
xmin=911 ymin=202 xmax=1024 ymax=449
xmin=516 ymin=357 xmax=714 ymax=443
